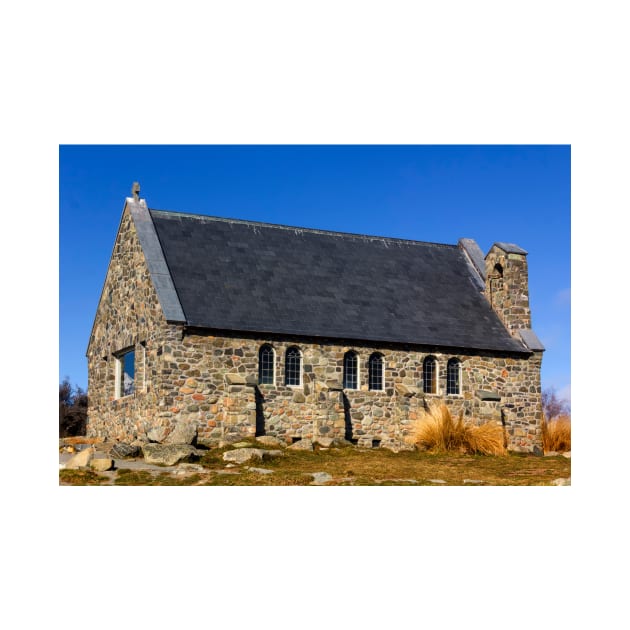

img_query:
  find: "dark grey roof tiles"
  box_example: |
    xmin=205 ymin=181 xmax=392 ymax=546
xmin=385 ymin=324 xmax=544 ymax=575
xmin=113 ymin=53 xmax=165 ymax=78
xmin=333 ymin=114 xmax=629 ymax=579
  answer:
xmin=518 ymin=328 xmax=545 ymax=351
xmin=492 ymin=242 xmax=528 ymax=255
xmin=147 ymin=209 xmax=528 ymax=354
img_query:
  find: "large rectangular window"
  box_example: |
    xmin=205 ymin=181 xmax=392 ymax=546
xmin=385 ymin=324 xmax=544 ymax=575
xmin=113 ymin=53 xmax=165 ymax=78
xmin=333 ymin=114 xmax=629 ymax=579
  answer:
xmin=116 ymin=349 xmax=135 ymax=398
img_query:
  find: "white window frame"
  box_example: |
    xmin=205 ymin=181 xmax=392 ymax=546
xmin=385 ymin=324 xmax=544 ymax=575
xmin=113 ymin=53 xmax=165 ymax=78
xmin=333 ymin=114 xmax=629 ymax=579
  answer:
xmin=115 ymin=347 xmax=136 ymax=399
xmin=446 ymin=358 xmax=462 ymax=396
xmin=258 ymin=344 xmax=276 ymax=386
xmin=343 ymin=350 xmax=360 ymax=390
xmin=368 ymin=352 xmax=385 ymax=392
xmin=423 ymin=356 xmax=440 ymax=395
xmin=284 ymin=346 xmax=302 ymax=387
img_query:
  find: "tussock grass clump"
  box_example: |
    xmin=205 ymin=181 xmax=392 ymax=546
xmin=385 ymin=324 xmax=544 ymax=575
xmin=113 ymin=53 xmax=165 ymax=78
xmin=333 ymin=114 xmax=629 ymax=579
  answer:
xmin=542 ymin=414 xmax=571 ymax=453
xmin=408 ymin=403 xmax=506 ymax=456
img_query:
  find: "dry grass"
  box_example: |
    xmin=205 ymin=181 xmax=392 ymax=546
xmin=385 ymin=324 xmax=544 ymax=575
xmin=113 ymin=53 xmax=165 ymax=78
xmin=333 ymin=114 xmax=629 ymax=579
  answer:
xmin=542 ymin=414 xmax=571 ymax=453
xmin=60 ymin=436 xmax=103 ymax=445
xmin=59 ymin=446 xmax=570 ymax=486
xmin=407 ymin=403 xmax=507 ymax=455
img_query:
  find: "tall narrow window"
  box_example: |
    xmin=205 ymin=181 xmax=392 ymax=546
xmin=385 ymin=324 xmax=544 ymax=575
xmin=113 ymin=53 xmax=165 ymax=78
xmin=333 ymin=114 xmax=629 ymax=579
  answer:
xmin=368 ymin=353 xmax=384 ymax=391
xmin=422 ymin=356 xmax=437 ymax=394
xmin=447 ymin=358 xmax=461 ymax=395
xmin=258 ymin=344 xmax=275 ymax=385
xmin=343 ymin=351 xmax=358 ymax=389
xmin=285 ymin=347 xmax=301 ymax=386
xmin=116 ymin=349 xmax=135 ymax=398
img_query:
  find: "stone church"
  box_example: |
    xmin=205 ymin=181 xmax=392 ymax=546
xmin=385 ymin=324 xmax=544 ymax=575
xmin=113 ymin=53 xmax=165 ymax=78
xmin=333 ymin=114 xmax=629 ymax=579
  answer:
xmin=86 ymin=186 xmax=545 ymax=452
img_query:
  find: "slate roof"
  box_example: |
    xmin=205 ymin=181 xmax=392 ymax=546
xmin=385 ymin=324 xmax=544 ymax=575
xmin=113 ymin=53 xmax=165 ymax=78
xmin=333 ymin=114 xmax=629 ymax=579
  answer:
xmin=146 ymin=208 xmax=529 ymax=354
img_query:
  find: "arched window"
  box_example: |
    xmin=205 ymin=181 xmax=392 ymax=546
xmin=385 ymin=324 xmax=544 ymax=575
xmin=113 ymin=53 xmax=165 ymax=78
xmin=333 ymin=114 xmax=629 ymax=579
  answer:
xmin=343 ymin=351 xmax=359 ymax=389
xmin=368 ymin=353 xmax=384 ymax=391
xmin=285 ymin=346 xmax=301 ymax=386
xmin=258 ymin=344 xmax=275 ymax=385
xmin=423 ymin=356 xmax=438 ymax=394
xmin=447 ymin=358 xmax=461 ymax=395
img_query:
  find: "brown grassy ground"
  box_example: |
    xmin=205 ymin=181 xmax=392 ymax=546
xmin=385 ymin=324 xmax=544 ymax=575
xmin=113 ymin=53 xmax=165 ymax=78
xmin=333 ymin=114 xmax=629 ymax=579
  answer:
xmin=59 ymin=441 xmax=570 ymax=486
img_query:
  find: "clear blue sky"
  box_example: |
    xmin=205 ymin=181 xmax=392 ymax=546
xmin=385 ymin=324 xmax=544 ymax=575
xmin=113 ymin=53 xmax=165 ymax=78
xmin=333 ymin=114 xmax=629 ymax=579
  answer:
xmin=59 ymin=145 xmax=570 ymax=400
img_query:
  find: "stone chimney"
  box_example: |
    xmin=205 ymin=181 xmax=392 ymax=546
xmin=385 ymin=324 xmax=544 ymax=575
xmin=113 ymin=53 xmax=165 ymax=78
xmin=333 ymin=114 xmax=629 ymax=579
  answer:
xmin=484 ymin=242 xmax=531 ymax=335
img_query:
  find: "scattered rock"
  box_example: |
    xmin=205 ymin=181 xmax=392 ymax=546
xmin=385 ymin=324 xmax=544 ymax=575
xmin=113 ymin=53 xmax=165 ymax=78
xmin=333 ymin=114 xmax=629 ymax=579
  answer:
xmin=562 ymin=451 xmax=571 ymax=458
xmin=380 ymin=441 xmax=415 ymax=453
xmin=428 ymin=479 xmax=447 ymax=484
xmin=223 ymin=448 xmax=264 ymax=464
xmin=552 ymin=478 xmax=571 ymax=486
xmin=309 ymin=472 xmax=332 ymax=485
xmin=217 ymin=436 xmax=247 ymax=447
xmin=313 ymin=437 xmax=334 ymax=448
xmin=142 ymin=444 xmax=198 ymax=466
xmin=256 ymin=435 xmax=286 ymax=447
xmin=110 ymin=443 xmax=141 ymax=459
xmin=544 ymin=451 xmax=559 ymax=457
xmin=90 ymin=457 xmax=114 ymax=472
xmin=288 ymin=438 xmax=313 ymax=451
xmin=177 ymin=463 xmax=205 ymax=472
xmin=65 ymin=447 xmax=95 ymax=469
xmin=164 ymin=421 xmax=197 ymax=445
xmin=463 ymin=479 xmax=486 ymax=485
xmin=247 ymin=467 xmax=274 ymax=475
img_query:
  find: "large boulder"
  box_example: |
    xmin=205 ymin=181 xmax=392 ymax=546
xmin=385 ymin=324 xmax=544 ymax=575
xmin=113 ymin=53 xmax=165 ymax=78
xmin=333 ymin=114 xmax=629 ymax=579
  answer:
xmin=142 ymin=444 xmax=198 ymax=466
xmin=90 ymin=457 xmax=114 ymax=472
xmin=223 ymin=448 xmax=283 ymax=464
xmin=64 ymin=447 xmax=95 ymax=469
xmin=164 ymin=421 xmax=197 ymax=445
xmin=309 ymin=472 xmax=332 ymax=485
xmin=313 ymin=437 xmax=335 ymax=447
xmin=110 ymin=443 xmax=141 ymax=459
xmin=147 ymin=427 xmax=170 ymax=443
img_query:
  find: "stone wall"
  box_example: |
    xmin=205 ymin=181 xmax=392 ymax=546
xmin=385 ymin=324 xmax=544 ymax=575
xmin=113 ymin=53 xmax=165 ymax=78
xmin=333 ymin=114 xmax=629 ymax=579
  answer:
xmin=100 ymin=329 xmax=542 ymax=452
xmin=485 ymin=244 xmax=532 ymax=334
xmin=86 ymin=204 xmax=178 ymax=441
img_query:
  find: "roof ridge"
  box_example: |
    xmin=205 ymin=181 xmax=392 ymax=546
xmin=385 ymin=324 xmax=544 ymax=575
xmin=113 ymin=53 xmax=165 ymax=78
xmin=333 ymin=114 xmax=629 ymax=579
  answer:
xmin=148 ymin=208 xmax=457 ymax=249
